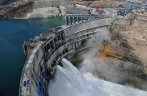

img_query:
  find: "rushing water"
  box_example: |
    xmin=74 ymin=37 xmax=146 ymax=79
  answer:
xmin=0 ymin=17 xmax=65 ymax=96
xmin=49 ymin=58 xmax=147 ymax=96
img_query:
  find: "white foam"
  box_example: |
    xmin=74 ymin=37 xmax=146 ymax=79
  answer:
xmin=48 ymin=58 xmax=147 ymax=96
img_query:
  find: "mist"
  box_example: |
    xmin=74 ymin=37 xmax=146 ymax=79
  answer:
xmin=48 ymin=58 xmax=147 ymax=96
xmin=80 ymin=27 xmax=112 ymax=74
xmin=82 ymin=27 xmax=110 ymax=61
xmin=48 ymin=27 xmax=147 ymax=96
xmin=79 ymin=27 xmax=147 ymax=90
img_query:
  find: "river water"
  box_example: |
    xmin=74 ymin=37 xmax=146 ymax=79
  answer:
xmin=0 ymin=17 xmax=65 ymax=96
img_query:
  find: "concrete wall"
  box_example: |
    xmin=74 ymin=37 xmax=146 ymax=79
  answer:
xmin=19 ymin=18 xmax=112 ymax=96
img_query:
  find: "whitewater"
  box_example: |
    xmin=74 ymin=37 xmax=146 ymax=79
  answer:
xmin=48 ymin=58 xmax=147 ymax=96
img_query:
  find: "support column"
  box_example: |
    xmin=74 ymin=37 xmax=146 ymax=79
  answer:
xmin=81 ymin=17 xmax=83 ymax=21
xmin=79 ymin=16 xmax=81 ymax=21
xmin=69 ymin=17 xmax=71 ymax=25
xmin=74 ymin=17 xmax=77 ymax=23
xmin=73 ymin=17 xmax=75 ymax=24
xmin=66 ymin=17 xmax=69 ymax=25
xmin=82 ymin=16 xmax=84 ymax=21
xmin=70 ymin=17 xmax=73 ymax=25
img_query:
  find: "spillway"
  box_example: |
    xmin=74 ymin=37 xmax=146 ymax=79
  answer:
xmin=19 ymin=12 xmax=147 ymax=96
xmin=49 ymin=58 xmax=147 ymax=96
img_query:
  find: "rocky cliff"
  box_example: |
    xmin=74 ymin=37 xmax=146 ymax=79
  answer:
xmin=0 ymin=1 xmax=33 ymax=19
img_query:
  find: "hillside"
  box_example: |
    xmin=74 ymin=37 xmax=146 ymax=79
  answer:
xmin=0 ymin=1 xmax=33 ymax=19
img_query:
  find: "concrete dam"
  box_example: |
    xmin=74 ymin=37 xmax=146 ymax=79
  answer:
xmin=19 ymin=16 xmax=147 ymax=96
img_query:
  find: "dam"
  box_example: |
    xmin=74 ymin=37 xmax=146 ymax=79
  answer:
xmin=19 ymin=2 xmax=147 ymax=95
xmin=20 ymin=17 xmax=112 ymax=96
xmin=19 ymin=14 xmax=147 ymax=96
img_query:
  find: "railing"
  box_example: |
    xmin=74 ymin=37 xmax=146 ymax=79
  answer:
xmin=19 ymin=43 xmax=42 ymax=96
